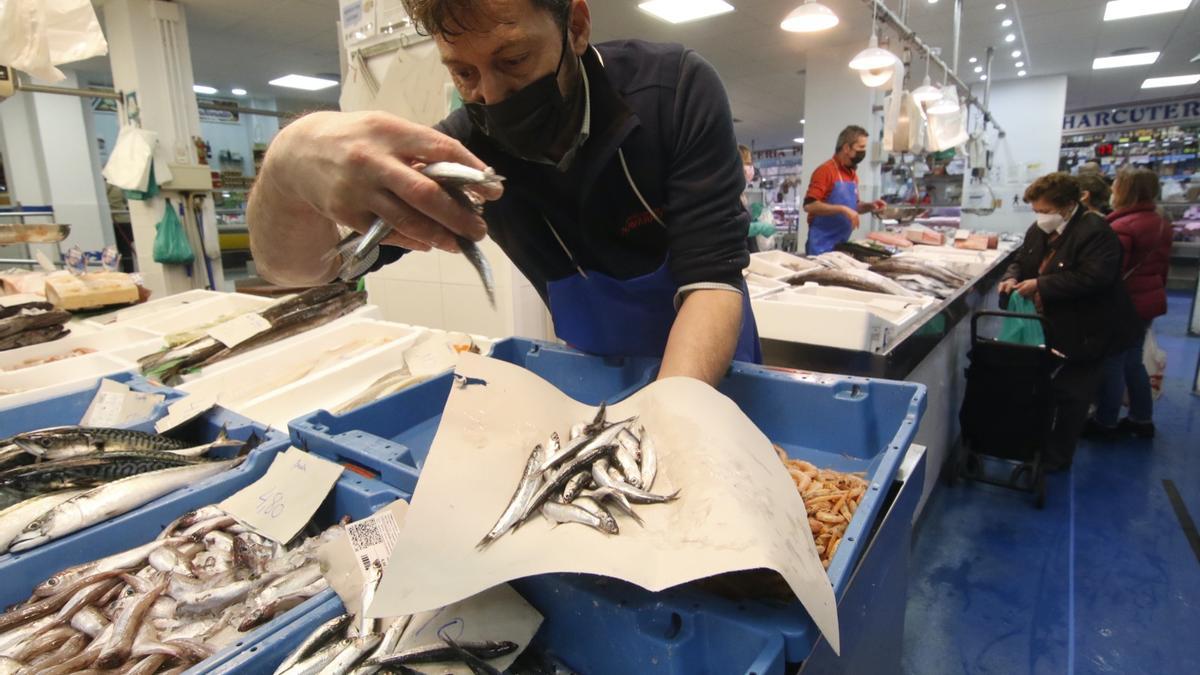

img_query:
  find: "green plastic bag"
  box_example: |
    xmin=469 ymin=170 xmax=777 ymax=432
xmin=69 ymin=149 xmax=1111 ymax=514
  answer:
xmin=153 ymin=201 xmax=194 ymax=265
xmin=998 ymin=292 xmax=1045 ymax=346
xmin=123 ymin=163 xmax=161 ymax=201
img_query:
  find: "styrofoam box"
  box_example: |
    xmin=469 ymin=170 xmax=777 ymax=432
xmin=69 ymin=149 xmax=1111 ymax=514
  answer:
xmin=176 ymin=318 xmax=424 ymax=427
xmin=753 ymin=249 xmax=821 ymax=273
xmin=746 ymin=273 xmax=789 ymax=299
xmin=894 ymin=246 xmax=1002 ymax=277
xmin=0 ymin=325 xmax=160 ymax=373
xmin=244 ymin=327 xmax=497 ymax=428
xmin=753 ymin=286 xmax=934 ymax=352
xmin=0 ymin=352 xmax=135 ymax=408
xmin=781 ymin=285 xmax=935 ymax=325
xmin=86 ymin=289 xmax=226 ymax=326
xmin=113 ymin=292 xmax=274 ymax=335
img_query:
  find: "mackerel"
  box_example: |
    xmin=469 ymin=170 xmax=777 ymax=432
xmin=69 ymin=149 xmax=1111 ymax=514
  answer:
xmin=12 ymin=427 xmax=190 ymax=459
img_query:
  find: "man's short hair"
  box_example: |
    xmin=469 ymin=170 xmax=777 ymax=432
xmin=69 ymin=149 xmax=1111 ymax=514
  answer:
xmin=403 ymin=0 xmax=571 ymax=37
xmin=1024 ymin=172 xmax=1081 ymax=208
xmin=836 ymin=125 xmax=868 ymax=152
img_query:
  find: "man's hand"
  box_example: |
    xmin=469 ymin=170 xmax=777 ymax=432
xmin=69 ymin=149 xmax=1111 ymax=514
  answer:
xmin=1015 ymin=279 xmax=1039 ymax=298
xmin=249 ymin=111 xmax=502 ymax=286
xmin=844 ymin=206 xmax=861 ymax=230
xmin=658 ymin=289 xmax=743 ymax=387
xmin=998 ymin=278 xmax=1017 ymax=295
xmin=871 ymin=199 xmax=887 ymax=212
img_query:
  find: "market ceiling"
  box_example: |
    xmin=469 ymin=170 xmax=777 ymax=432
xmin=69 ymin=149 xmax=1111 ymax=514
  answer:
xmin=74 ymin=0 xmax=1200 ymax=148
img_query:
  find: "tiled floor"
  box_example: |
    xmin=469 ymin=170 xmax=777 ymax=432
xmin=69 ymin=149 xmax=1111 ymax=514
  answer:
xmin=902 ymin=291 xmax=1199 ymax=674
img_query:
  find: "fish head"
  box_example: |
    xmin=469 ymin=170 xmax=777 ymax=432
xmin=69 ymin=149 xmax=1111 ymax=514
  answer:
xmin=8 ymin=525 xmax=50 ymax=553
xmin=12 ymin=430 xmax=83 ymax=457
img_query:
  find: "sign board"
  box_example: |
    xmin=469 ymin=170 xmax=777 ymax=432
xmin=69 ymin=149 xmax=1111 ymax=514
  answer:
xmin=1063 ymin=97 xmax=1200 ymax=134
xmin=197 ymin=98 xmax=239 ymax=124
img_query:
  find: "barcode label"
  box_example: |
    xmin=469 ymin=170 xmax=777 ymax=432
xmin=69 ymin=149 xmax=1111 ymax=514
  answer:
xmin=345 ymin=507 xmax=402 ymax=580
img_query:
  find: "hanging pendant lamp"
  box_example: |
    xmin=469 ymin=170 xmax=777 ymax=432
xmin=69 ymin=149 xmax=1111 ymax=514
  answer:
xmin=781 ymin=0 xmax=839 ymax=32
xmin=860 ymin=66 xmax=895 ymax=87
xmin=912 ymin=52 xmax=942 ymax=103
xmin=850 ymin=33 xmax=898 ymax=71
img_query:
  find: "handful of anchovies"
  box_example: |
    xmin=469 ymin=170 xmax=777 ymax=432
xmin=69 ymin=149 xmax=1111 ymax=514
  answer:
xmin=479 ymin=403 xmax=679 ymax=548
xmin=0 ymin=425 xmax=252 ymax=553
xmin=333 ymin=162 xmax=501 ymax=308
xmin=0 ymin=505 xmax=341 ymax=674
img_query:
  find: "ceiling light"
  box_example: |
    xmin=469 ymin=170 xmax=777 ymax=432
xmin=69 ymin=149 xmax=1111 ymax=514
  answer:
xmin=1093 ymin=51 xmax=1160 ymax=69
xmin=1002 ymin=18 xmax=1013 ymax=27
xmin=969 ymin=56 xmax=978 ymax=64
xmin=800 ymin=118 xmax=807 ymax=124
xmin=995 ymin=3 xmax=1007 ymax=10
xmin=913 ymin=76 xmax=943 ymax=103
xmin=974 ymin=66 xmax=983 ymax=73
xmin=850 ymin=34 xmax=897 ymax=71
xmin=794 ymin=137 xmax=806 ymax=144
xmin=860 ymin=66 xmax=895 ymax=87
xmin=980 ymin=75 xmax=988 ymax=81
xmin=269 ymin=74 xmax=339 ymax=90
xmin=1012 ymin=50 xmax=1022 ymax=58
xmin=1015 ymin=61 xmax=1025 ymax=67
xmin=928 ymin=0 xmax=938 ymax=4
xmin=192 ymin=84 xmax=217 ymax=95
xmin=639 ymin=0 xmax=734 ymax=24
xmin=1018 ymin=70 xmax=1027 ymax=77
xmin=780 ymin=1 xmax=839 ymax=32
xmin=1104 ymin=0 xmax=1191 ymax=21
xmin=927 ymin=86 xmax=960 ymax=114
xmin=230 ymin=88 xmax=247 ymax=96
xmin=1004 ymin=34 xmax=1016 ymax=43
xmin=1141 ymin=74 xmax=1200 ymax=88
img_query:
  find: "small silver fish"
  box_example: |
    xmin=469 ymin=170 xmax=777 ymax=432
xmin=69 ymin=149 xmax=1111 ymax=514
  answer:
xmin=478 ymin=444 xmax=544 ymax=548
xmin=540 ymin=500 xmax=618 ymax=535
xmin=274 ymin=613 xmax=354 ymax=675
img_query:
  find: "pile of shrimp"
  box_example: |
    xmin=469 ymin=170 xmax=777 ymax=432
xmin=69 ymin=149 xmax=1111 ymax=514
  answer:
xmin=774 ymin=445 xmax=869 ymax=569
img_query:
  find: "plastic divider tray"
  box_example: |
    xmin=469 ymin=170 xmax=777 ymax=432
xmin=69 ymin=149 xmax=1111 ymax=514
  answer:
xmin=0 ymin=371 xmax=184 ymax=438
xmin=289 ymin=338 xmax=926 ymax=672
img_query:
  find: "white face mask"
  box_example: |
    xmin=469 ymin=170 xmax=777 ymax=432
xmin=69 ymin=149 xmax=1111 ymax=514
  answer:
xmin=1035 ymin=212 xmax=1065 ymax=234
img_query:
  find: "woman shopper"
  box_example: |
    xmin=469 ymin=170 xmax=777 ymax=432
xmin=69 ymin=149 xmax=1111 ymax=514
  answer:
xmin=998 ymin=172 xmax=1141 ymax=471
xmin=1086 ymin=169 xmax=1173 ymax=439
xmin=1076 ymin=173 xmax=1111 ymax=216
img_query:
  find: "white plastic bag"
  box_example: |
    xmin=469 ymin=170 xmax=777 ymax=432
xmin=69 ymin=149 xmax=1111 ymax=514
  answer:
xmin=102 ymin=126 xmax=158 ymax=192
xmin=0 ymin=0 xmax=108 ymax=82
xmin=1144 ymin=329 xmax=1167 ymax=400
xmin=926 ymin=106 xmax=969 ymax=152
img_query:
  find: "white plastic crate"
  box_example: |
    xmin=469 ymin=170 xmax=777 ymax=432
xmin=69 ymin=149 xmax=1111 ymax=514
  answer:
xmin=0 ymin=325 xmax=159 ymax=373
xmin=86 ymin=289 xmax=226 ymax=326
xmin=753 ymin=285 xmax=935 ymax=353
xmin=0 ymin=353 xmax=135 ymax=408
xmin=115 ymin=293 xmax=274 ymax=335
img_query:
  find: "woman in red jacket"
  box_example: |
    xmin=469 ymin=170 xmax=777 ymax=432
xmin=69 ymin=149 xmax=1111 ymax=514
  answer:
xmin=1087 ymin=169 xmax=1172 ymax=439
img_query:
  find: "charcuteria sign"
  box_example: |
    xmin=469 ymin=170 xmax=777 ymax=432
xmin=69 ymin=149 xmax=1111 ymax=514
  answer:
xmin=1062 ymin=97 xmax=1200 ymax=134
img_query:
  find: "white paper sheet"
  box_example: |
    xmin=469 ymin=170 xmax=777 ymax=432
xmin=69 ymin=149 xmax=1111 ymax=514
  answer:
xmin=371 ymin=353 xmax=840 ymax=653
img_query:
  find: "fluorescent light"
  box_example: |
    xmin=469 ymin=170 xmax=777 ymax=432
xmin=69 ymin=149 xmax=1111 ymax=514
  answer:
xmin=1141 ymin=74 xmax=1200 ymax=88
xmin=980 ymin=75 xmax=988 ymax=81
xmin=269 ymin=74 xmax=339 ymax=90
xmin=192 ymin=84 xmax=217 ymax=95
xmin=969 ymin=56 xmax=978 ymax=64
xmin=849 ymin=34 xmax=897 ymax=70
xmin=1018 ymin=70 xmax=1027 ymax=77
xmin=1015 ymin=61 xmax=1025 ymax=67
xmin=1004 ymin=33 xmax=1017 ymax=43
xmin=1012 ymin=50 xmax=1022 ymax=58
xmin=230 ymin=88 xmax=247 ymax=96
xmin=995 ymin=3 xmax=1007 ymax=10
xmin=1104 ymin=0 xmax=1191 ymax=21
xmin=974 ymin=66 xmax=983 ymax=73
xmin=1092 ymin=51 xmax=1160 ymax=70
xmin=780 ymin=1 xmax=839 ymax=33
xmin=1002 ymin=18 xmax=1013 ymax=27
xmin=639 ymin=0 xmax=733 ymax=24
xmin=794 ymin=137 xmax=806 ymax=144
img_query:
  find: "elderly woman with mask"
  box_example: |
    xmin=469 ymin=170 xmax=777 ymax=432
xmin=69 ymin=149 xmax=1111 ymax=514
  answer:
xmin=998 ymin=172 xmax=1141 ymax=471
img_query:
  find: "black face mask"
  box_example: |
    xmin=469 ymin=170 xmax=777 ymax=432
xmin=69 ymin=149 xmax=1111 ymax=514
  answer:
xmin=465 ymin=16 xmax=578 ymax=161
xmin=850 ymin=151 xmax=867 ymax=167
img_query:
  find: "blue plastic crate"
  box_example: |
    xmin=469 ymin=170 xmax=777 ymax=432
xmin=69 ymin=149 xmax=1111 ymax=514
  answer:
xmin=0 ymin=372 xmax=185 ymax=438
xmin=289 ymin=338 xmax=926 ymax=671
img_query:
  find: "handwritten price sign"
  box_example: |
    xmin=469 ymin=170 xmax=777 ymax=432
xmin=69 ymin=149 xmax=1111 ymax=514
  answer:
xmin=220 ymin=447 xmax=344 ymax=543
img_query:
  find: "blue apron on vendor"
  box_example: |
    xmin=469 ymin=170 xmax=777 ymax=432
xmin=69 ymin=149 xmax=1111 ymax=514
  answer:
xmin=371 ymin=40 xmax=762 ymax=364
xmin=804 ymin=159 xmax=861 ymax=256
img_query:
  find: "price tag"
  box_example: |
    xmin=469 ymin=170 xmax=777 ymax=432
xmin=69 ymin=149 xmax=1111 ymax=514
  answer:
xmin=220 ymin=447 xmax=344 ymax=544
xmin=81 ymin=379 xmax=164 ymax=428
xmin=404 ymin=337 xmax=459 ymax=377
xmin=318 ymin=500 xmax=409 ymax=618
xmin=345 ymin=504 xmax=403 ymax=578
xmin=154 ymin=391 xmax=219 ymax=433
xmin=206 ymin=312 xmax=272 ymax=348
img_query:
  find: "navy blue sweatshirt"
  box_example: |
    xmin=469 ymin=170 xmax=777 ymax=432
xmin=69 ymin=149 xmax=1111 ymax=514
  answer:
xmin=372 ymin=40 xmax=750 ymax=303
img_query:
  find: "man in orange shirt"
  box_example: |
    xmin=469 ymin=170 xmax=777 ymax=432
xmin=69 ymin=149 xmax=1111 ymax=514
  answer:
xmin=803 ymin=125 xmax=886 ymax=255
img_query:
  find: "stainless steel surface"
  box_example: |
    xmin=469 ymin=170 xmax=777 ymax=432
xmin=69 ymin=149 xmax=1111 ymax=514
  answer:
xmin=13 ymin=77 xmax=326 ymax=119
xmin=983 ymin=47 xmax=994 ymax=112
xmin=952 ymin=0 xmax=962 ymax=74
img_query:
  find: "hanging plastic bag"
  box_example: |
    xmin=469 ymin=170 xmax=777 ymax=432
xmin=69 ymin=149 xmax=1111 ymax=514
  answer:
xmin=152 ymin=201 xmax=194 ymax=265
xmin=997 ymin=292 xmax=1045 ymax=346
xmin=1143 ymin=329 xmax=1167 ymax=400
xmin=0 ymin=0 xmax=108 ymax=82
xmin=103 ymin=126 xmax=157 ymax=191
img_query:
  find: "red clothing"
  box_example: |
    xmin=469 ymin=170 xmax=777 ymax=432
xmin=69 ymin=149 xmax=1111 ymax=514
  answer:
xmin=805 ymin=158 xmax=858 ymax=224
xmin=1107 ymin=203 xmax=1171 ymax=322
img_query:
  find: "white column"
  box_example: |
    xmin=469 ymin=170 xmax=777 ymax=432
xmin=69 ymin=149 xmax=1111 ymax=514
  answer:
xmin=801 ymin=40 xmax=886 ymax=247
xmin=102 ymin=0 xmax=226 ymax=294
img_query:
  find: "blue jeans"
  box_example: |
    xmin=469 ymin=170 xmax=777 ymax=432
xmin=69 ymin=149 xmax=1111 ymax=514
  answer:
xmin=1095 ymin=325 xmax=1153 ymax=426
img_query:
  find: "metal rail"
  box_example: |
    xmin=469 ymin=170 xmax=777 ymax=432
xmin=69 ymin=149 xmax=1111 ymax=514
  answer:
xmin=12 ymin=79 xmax=329 ymax=119
xmin=862 ymin=0 xmax=1006 ymax=136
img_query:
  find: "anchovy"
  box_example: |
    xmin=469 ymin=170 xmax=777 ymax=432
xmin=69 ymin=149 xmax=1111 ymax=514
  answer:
xmin=282 ymin=637 xmax=357 ymax=675
xmin=539 ymin=419 xmax=631 ymax=474
xmin=437 ymin=627 xmax=503 ymax=675
xmin=365 ymin=640 xmax=518 ymax=667
xmin=11 ymin=459 xmax=242 ymax=552
xmin=592 ymin=458 xmax=678 ymax=505
xmin=354 ymin=614 xmax=412 ymax=675
xmin=580 ymin=487 xmax=644 ymax=526
xmin=613 ymin=444 xmax=642 ymax=489
xmin=639 ymin=427 xmax=658 ymax=492
xmin=540 ymin=500 xmax=618 ymax=535
xmin=520 ymin=441 xmax=622 ymax=523
xmin=274 ymin=613 xmax=354 ymax=675
xmin=314 ymin=634 xmax=382 ymax=675
xmin=477 ymin=444 xmax=544 ymax=548
xmin=558 ymin=470 xmax=591 ymax=503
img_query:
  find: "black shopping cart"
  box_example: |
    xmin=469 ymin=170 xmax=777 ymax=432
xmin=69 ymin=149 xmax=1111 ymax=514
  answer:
xmin=952 ymin=309 xmax=1060 ymax=508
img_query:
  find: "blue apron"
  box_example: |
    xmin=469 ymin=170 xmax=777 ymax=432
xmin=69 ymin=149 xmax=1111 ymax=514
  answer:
xmin=547 ymin=259 xmax=762 ymax=363
xmin=806 ymin=170 xmax=859 ymax=255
